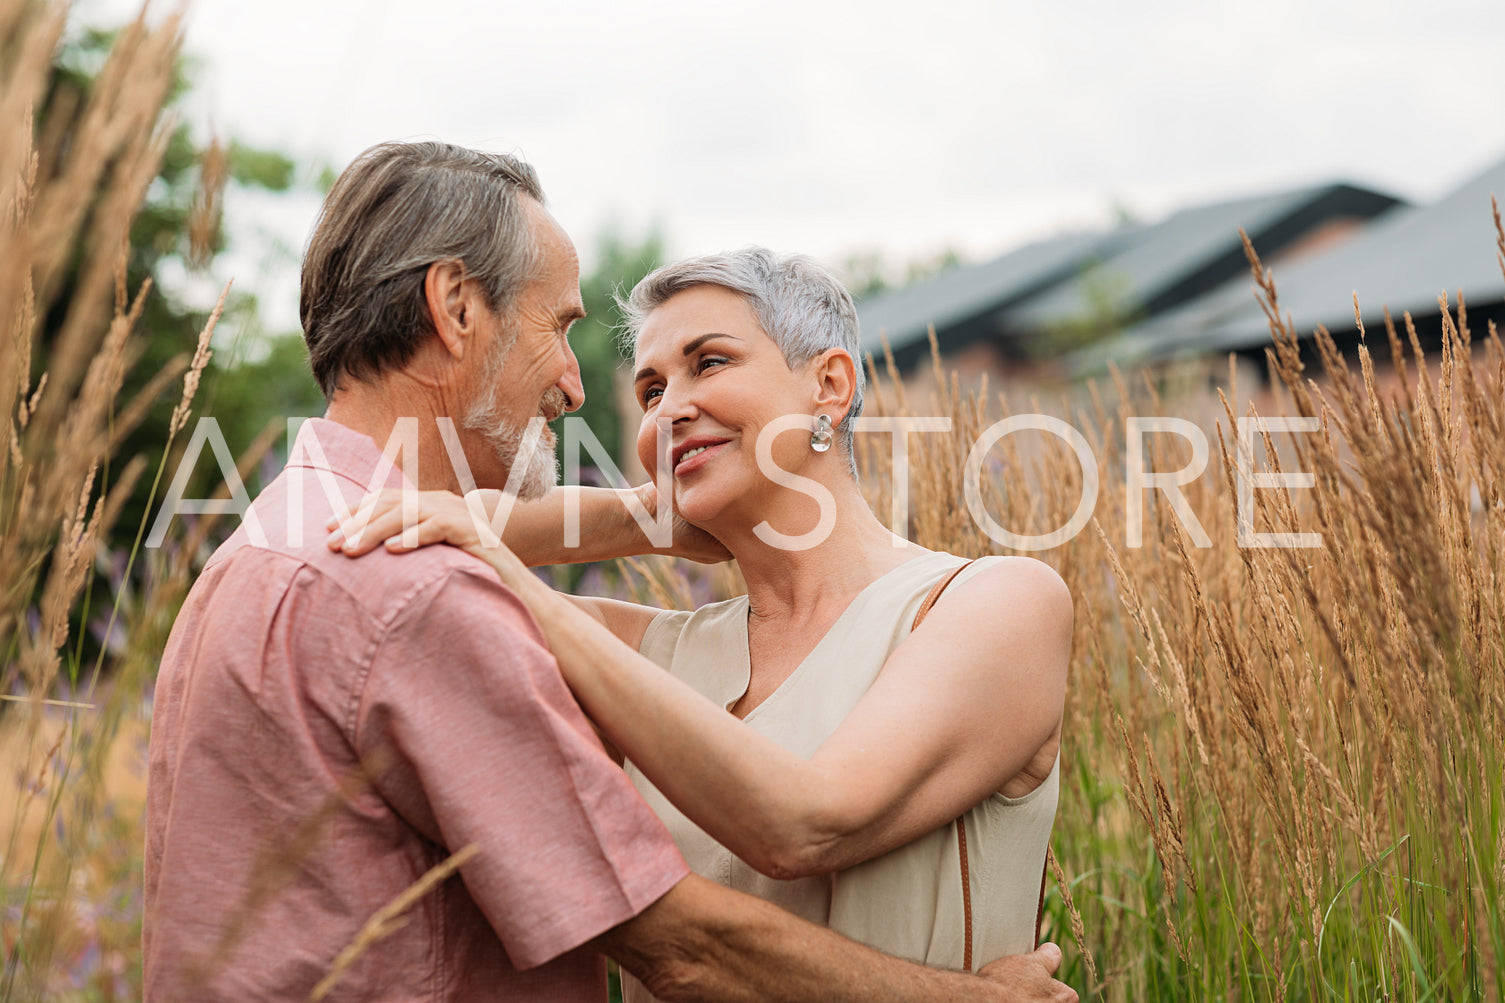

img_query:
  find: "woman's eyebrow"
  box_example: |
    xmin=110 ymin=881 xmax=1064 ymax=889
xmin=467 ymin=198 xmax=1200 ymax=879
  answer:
xmin=634 ymin=333 xmax=742 ymax=382
xmin=681 ymin=332 xmax=740 ymax=354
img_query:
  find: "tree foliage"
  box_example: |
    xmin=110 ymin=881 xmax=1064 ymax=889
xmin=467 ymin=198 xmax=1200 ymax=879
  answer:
xmin=839 ymin=246 xmax=963 ymax=301
xmin=560 ymin=228 xmax=665 ymax=473
xmin=41 ymin=25 xmax=322 ymax=545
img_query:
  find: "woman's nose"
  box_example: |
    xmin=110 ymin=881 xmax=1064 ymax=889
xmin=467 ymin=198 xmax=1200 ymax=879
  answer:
xmin=655 ymin=380 xmax=698 ymax=422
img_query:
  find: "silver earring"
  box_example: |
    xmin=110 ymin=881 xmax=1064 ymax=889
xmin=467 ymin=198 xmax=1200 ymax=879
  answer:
xmin=810 ymin=413 xmax=834 ymax=453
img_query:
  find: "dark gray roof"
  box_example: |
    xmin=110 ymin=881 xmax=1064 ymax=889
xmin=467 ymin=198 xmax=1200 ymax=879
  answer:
xmin=856 ymin=228 xmax=1127 ymax=358
xmin=1101 ymin=155 xmax=1505 ymax=366
xmin=856 ymin=181 xmax=1401 ymax=365
xmin=1002 ymin=184 xmax=1395 ymax=331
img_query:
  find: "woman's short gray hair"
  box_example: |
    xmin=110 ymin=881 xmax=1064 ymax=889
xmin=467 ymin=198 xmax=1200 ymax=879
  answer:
xmin=619 ymin=247 xmax=865 ymax=477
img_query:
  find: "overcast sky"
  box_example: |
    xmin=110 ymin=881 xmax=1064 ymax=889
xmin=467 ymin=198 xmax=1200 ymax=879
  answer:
xmin=80 ymin=0 xmax=1505 ymax=334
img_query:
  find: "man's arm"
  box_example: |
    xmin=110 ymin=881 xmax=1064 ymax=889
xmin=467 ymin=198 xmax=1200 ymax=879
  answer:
xmin=595 ymin=875 xmax=1078 ymax=1003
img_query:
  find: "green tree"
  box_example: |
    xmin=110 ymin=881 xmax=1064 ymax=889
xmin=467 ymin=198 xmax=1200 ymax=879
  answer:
xmin=41 ymin=27 xmax=320 ymax=547
xmin=1038 ymin=262 xmax=1143 ymax=358
xmin=560 ymin=228 xmax=665 ymax=475
xmin=840 ymin=246 xmax=964 ymax=301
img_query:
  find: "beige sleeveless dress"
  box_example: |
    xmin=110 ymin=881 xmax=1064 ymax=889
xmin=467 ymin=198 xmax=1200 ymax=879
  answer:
xmin=622 ymin=551 xmax=1060 ymax=1002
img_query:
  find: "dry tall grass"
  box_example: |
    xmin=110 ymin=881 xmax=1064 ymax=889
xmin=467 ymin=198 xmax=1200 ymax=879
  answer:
xmin=835 ymin=226 xmax=1502 ymax=999
xmin=0 ymin=3 xmax=227 ymax=997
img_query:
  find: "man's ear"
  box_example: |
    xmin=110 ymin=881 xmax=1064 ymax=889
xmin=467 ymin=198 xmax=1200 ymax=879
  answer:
xmin=810 ymin=348 xmax=858 ymax=424
xmin=424 ymin=259 xmax=478 ymax=361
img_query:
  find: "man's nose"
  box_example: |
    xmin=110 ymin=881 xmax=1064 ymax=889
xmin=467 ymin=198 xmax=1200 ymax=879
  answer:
xmin=557 ymin=343 xmax=585 ymax=413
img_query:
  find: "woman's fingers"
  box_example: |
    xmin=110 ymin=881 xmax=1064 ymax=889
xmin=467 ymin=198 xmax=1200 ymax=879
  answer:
xmin=326 ymin=489 xmax=428 ymax=554
xmin=377 ymin=517 xmax=450 ymax=552
xmin=328 ymin=488 xmax=495 ymax=556
xmin=328 ymin=503 xmax=408 ymax=554
xmin=325 ymin=491 xmax=399 ymax=543
xmin=324 ymin=489 xmax=402 ymax=530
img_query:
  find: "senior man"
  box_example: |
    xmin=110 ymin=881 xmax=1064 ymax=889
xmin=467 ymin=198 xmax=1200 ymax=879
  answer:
xmin=144 ymin=140 xmax=1077 ymax=1002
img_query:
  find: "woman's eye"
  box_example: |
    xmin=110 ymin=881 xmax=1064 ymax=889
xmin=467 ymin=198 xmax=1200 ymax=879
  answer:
xmin=696 ymin=356 xmax=727 ymax=373
xmin=641 ymin=386 xmax=663 ymax=405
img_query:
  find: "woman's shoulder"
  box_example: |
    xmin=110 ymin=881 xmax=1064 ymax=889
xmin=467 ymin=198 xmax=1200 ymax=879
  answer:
xmin=951 ymin=553 xmax=1068 ymax=594
xmin=916 ymin=553 xmax=1072 ymax=637
xmin=685 ymin=592 xmax=751 ymax=625
xmin=639 ymin=594 xmax=748 ymax=656
xmin=901 ymin=555 xmax=1073 ymax=699
xmin=899 ymin=549 xmax=1066 ymax=594
xmin=969 ymin=555 xmax=1070 ymax=612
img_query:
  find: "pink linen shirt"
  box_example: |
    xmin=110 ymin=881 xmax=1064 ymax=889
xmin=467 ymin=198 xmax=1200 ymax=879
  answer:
xmin=144 ymin=417 xmax=688 ymax=1001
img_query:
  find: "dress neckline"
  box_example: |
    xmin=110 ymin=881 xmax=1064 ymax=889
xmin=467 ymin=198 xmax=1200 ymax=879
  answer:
xmin=728 ymin=551 xmax=954 ymax=721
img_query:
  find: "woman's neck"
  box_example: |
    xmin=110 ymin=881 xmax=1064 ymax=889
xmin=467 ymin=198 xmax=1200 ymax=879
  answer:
xmin=717 ymin=478 xmax=929 ymax=626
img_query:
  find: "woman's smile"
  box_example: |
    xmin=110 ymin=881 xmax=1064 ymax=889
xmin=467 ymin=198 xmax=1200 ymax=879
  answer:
xmin=673 ymin=437 xmax=732 ymax=476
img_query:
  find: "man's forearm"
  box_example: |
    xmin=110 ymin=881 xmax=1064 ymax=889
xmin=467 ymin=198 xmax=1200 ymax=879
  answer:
xmin=664 ymin=897 xmax=988 ymax=1003
xmin=599 ymin=876 xmax=1009 ymax=1003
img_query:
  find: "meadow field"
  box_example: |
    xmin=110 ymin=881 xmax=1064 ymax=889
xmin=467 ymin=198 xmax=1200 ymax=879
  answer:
xmin=3 ymin=4 xmax=1503 ymax=999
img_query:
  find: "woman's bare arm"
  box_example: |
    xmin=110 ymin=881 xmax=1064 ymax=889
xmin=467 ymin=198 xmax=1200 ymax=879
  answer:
xmin=477 ymin=541 xmax=1070 ymax=879
xmin=327 ymin=484 xmax=729 ymax=569
xmin=327 ymin=486 xmax=713 ymax=645
xmin=329 ymin=491 xmax=1070 ymax=878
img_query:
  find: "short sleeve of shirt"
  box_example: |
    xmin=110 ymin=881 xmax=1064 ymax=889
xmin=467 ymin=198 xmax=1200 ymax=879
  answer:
xmin=356 ymin=563 xmax=688 ymax=970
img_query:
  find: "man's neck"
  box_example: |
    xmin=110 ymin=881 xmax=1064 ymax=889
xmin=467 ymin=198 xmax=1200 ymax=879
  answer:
xmin=324 ymin=375 xmax=467 ymax=492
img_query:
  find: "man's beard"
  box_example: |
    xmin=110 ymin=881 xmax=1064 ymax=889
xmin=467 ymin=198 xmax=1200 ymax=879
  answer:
xmin=462 ymin=341 xmax=565 ymax=501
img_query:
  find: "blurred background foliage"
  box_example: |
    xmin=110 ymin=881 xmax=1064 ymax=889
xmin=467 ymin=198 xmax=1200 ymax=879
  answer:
xmin=566 ymin=227 xmax=666 ymax=473
xmin=40 ymin=24 xmax=321 ymax=551
xmin=840 ymin=246 xmax=963 ymax=300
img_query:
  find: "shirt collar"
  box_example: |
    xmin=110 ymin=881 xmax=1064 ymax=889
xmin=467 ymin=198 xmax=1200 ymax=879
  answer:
xmin=287 ymin=417 xmax=412 ymax=492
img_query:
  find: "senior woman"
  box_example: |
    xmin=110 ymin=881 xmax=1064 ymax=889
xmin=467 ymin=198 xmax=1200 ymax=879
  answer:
xmin=330 ymin=249 xmax=1071 ymax=999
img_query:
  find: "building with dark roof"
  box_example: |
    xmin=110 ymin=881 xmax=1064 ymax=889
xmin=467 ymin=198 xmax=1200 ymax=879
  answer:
xmin=1090 ymin=155 xmax=1505 ymax=373
xmin=857 ymin=182 xmax=1402 ymax=375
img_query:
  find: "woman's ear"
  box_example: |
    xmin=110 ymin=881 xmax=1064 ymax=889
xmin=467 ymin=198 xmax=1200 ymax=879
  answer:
xmin=810 ymin=348 xmax=858 ymax=424
xmin=424 ymin=259 xmax=478 ymax=361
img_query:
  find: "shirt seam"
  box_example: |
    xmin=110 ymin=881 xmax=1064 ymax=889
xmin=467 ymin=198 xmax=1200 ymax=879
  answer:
xmin=346 ymin=562 xmax=496 ymax=996
xmin=355 ymin=562 xmax=668 ymax=969
xmin=343 ymin=561 xmax=471 ymax=740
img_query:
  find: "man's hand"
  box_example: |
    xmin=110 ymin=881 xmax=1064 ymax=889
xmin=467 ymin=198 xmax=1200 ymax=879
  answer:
xmin=978 ymin=943 xmax=1078 ymax=1002
xmin=600 ymin=874 xmax=1081 ymax=1002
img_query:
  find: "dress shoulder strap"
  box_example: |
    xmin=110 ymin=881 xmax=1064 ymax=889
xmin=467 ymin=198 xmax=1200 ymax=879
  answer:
xmin=909 ymin=559 xmax=977 ymax=632
xmin=908 ymin=558 xmax=977 ymax=969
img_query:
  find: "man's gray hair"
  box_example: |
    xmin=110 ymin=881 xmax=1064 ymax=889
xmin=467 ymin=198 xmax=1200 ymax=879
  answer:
xmin=300 ymin=141 xmax=544 ymax=398
xmin=619 ymin=248 xmax=866 ymax=477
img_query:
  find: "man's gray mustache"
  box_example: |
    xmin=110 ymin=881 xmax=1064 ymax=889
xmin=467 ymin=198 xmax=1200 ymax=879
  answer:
xmin=539 ymin=387 xmax=570 ymax=422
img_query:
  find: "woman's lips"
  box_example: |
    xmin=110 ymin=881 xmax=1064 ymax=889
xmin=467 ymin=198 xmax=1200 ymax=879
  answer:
xmin=673 ymin=440 xmax=728 ymax=476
